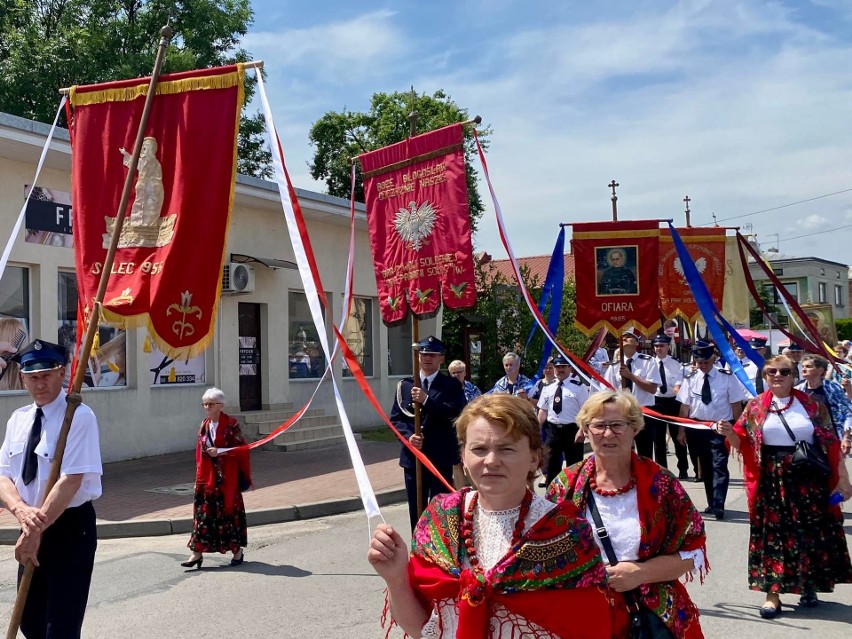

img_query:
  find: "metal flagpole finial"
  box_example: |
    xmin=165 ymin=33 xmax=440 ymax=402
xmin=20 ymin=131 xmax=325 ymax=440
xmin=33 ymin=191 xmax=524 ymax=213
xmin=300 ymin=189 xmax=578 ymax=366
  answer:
xmin=683 ymin=195 xmax=691 ymax=227
xmin=609 ymin=180 xmax=619 ymax=221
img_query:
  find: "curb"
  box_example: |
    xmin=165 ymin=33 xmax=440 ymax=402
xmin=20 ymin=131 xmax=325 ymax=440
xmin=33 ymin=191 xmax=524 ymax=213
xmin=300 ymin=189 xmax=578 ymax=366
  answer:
xmin=0 ymin=487 xmax=407 ymax=544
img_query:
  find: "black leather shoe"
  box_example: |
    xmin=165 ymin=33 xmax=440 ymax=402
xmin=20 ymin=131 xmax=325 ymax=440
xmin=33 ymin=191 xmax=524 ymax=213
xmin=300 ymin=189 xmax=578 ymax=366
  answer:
xmin=714 ymin=509 xmax=725 ymax=521
xmin=678 ymin=472 xmax=689 ymax=480
xmin=230 ymin=551 xmax=245 ymax=566
xmin=181 ymin=555 xmax=203 ymax=569
xmin=759 ymin=603 xmax=781 ymax=619
xmin=703 ymin=506 xmax=714 ymax=514
xmin=799 ymin=591 xmax=819 ymax=608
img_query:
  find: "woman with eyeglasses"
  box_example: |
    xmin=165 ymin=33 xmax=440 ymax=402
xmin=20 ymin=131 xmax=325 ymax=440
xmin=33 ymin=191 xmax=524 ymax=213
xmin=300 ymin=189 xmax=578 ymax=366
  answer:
xmin=718 ymin=355 xmax=852 ymax=619
xmin=546 ymin=390 xmax=708 ymax=638
xmin=182 ymin=387 xmax=252 ymax=569
xmin=369 ymin=394 xmax=621 ymax=638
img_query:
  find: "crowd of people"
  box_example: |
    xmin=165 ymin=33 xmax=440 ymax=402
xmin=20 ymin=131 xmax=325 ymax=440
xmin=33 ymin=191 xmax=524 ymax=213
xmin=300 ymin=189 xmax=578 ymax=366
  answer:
xmin=376 ymin=330 xmax=852 ymax=638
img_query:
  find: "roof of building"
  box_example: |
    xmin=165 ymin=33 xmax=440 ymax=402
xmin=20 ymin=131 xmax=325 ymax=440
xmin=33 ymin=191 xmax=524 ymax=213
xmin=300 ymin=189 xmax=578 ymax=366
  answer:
xmin=751 ymin=247 xmax=848 ymax=269
xmin=478 ymin=252 xmax=575 ymax=285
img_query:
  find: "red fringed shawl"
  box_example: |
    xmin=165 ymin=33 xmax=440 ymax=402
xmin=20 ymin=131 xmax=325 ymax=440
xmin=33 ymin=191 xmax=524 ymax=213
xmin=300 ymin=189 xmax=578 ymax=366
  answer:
xmin=195 ymin=412 xmax=251 ymax=515
xmin=404 ymin=489 xmax=624 ymax=638
xmin=546 ymin=454 xmax=707 ymax=639
xmin=733 ymin=390 xmax=842 ymax=516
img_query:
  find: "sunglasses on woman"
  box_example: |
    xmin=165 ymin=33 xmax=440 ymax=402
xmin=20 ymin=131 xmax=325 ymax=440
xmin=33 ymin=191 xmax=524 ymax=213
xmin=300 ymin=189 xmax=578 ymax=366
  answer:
xmin=764 ymin=368 xmax=793 ymax=377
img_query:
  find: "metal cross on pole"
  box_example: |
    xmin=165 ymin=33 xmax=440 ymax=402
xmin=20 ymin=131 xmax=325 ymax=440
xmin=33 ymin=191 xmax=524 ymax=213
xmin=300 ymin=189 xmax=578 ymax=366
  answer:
xmin=609 ymin=180 xmax=619 ymax=221
xmin=684 ymin=195 xmax=692 ymax=227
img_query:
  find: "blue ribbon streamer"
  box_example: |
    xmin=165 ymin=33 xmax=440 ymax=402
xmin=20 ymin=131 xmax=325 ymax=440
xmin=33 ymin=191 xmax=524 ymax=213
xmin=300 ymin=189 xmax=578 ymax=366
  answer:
xmin=523 ymin=228 xmax=565 ymax=389
xmin=668 ymin=223 xmax=757 ymax=396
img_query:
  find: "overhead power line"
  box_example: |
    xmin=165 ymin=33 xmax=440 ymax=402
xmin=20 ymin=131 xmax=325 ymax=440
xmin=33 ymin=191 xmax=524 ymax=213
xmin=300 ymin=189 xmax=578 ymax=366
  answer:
xmin=700 ymin=187 xmax=852 ymax=224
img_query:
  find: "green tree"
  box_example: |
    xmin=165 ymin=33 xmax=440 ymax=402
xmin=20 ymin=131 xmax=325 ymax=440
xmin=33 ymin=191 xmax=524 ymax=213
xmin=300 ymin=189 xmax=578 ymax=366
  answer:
xmin=442 ymin=259 xmax=590 ymax=389
xmin=0 ymin=0 xmax=271 ymax=177
xmin=308 ymin=89 xmax=488 ymax=236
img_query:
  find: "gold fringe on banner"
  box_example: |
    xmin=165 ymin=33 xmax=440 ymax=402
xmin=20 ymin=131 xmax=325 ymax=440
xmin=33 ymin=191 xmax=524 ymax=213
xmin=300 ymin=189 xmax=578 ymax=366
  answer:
xmin=69 ymin=66 xmax=244 ymax=107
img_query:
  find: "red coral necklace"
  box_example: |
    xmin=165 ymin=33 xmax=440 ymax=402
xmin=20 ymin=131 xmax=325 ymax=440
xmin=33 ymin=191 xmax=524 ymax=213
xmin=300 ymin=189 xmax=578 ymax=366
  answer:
xmin=460 ymin=488 xmax=533 ymax=606
xmin=590 ymin=462 xmax=636 ymax=497
xmin=768 ymin=394 xmax=795 ymax=414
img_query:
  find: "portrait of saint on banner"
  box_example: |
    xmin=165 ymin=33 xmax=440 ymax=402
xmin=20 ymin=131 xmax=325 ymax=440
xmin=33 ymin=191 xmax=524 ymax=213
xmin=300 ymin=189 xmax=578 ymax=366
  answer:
xmin=596 ymin=245 xmax=639 ymax=296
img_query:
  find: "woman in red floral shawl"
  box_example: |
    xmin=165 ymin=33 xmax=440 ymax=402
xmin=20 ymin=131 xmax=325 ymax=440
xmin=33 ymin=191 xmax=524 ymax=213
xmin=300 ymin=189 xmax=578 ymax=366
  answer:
xmin=182 ymin=387 xmax=252 ymax=569
xmin=368 ymin=394 xmax=623 ymax=638
xmin=719 ymin=355 xmax=852 ymax=618
xmin=546 ymin=390 xmax=708 ymax=639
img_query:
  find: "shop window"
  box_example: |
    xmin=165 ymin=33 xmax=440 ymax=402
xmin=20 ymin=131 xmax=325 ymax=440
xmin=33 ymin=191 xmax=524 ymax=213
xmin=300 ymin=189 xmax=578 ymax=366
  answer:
xmin=288 ymin=291 xmax=326 ymax=379
xmin=0 ymin=266 xmax=30 ymax=392
xmin=341 ymin=297 xmax=374 ymax=377
xmin=58 ymin=271 xmax=126 ymax=388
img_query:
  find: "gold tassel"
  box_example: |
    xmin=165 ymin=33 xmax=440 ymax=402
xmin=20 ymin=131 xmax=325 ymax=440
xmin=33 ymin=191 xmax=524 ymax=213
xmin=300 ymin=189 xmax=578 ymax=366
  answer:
xmin=92 ymin=331 xmax=100 ymax=356
xmin=143 ymin=334 xmax=153 ymax=353
xmin=168 ymin=366 xmax=177 ymax=383
xmin=107 ymin=361 xmax=119 ymax=373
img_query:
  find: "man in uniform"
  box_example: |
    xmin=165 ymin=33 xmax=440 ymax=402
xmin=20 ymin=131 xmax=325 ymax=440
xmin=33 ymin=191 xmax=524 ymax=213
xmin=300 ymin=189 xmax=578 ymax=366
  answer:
xmin=676 ymin=341 xmax=746 ymax=520
xmin=390 ymin=336 xmax=466 ymax=530
xmin=641 ymin=334 xmax=688 ymax=475
xmin=786 ymin=342 xmax=804 ymax=380
xmin=537 ymin=354 xmax=589 ymax=485
xmin=0 ymin=339 xmax=102 ymax=638
xmin=603 ymin=329 xmax=660 ymax=409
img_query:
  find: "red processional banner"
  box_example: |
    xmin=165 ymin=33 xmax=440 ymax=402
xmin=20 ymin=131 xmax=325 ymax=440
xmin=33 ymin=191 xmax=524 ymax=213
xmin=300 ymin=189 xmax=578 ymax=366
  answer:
xmin=69 ymin=65 xmax=244 ymax=359
xmin=659 ymin=227 xmax=727 ymax=323
xmin=572 ymin=220 xmax=661 ymax=336
xmin=359 ymin=123 xmax=476 ymax=325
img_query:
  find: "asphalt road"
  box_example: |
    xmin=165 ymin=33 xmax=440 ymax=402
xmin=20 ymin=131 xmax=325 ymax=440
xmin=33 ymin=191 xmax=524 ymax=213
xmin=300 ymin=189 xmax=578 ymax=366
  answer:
xmin=0 ymin=468 xmax=849 ymax=637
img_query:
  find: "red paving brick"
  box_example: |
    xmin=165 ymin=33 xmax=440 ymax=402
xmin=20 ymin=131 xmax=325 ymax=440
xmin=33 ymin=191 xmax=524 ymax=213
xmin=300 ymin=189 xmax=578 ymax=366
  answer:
xmin=0 ymin=441 xmax=403 ymax=525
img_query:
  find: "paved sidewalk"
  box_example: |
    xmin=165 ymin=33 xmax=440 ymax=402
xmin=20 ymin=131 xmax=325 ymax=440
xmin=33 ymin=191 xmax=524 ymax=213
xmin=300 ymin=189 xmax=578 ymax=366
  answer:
xmin=0 ymin=440 xmax=405 ymax=542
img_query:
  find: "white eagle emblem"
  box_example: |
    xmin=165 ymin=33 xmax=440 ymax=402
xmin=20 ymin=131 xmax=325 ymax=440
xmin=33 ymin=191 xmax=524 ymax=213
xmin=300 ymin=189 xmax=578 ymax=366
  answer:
xmin=673 ymin=257 xmax=707 ymax=283
xmin=394 ymin=201 xmax=436 ymax=251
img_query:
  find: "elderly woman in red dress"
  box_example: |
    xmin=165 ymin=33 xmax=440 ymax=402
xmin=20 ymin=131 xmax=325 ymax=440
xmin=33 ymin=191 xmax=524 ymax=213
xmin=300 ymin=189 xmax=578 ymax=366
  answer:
xmin=719 ymin=355 xmax=852 ymax=618
xmin=182 ymin=387 xmax=251 ymax=569
xmin=369 ymin=393 xmax=622 ymax=638
xmin=546 ymin=390 xmax=707 ymax=639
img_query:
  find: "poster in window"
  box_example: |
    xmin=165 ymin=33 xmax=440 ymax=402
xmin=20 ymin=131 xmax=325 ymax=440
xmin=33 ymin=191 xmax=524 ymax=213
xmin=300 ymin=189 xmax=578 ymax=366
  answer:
xmin=0 ymin=315 xmax=29 ymax=391
xmin=148 ymin=341 xmax=206 ymax=385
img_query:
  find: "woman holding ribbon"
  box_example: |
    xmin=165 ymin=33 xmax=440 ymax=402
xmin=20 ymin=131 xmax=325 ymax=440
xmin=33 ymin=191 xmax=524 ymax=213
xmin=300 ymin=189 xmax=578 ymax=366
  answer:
xmin=368 ymin=393 xmax=620 ymax=638
xmin=719 ymin=355 xmax=852 ymax=618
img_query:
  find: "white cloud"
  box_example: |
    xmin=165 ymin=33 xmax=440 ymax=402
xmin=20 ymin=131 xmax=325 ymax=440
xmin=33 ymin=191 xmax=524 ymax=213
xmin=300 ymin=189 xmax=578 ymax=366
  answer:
xmin=798 ymin=214 xmax=828 ymax=229
xmin=244 ymin=10 xmax=402 ymax=82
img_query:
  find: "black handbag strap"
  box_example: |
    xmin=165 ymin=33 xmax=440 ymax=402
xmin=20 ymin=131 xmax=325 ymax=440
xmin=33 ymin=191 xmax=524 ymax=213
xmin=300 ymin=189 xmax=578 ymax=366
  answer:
xmin=773 ymin=405 xmax=799 ymax=444
xmin=587 ymin=491 xmax=642 ymax=611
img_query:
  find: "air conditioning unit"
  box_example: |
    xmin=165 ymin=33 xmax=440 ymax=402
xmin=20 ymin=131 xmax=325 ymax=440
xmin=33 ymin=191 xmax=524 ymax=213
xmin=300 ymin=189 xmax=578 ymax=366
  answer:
xmin=222 ymin=263 xmax=255 ymax=294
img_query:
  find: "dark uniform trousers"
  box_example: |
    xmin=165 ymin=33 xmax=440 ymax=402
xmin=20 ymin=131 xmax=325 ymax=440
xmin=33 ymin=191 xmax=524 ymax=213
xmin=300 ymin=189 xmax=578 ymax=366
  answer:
xmin=544 ymin=422 xmax=584 ymax=486
xmin=20 ymin=501 xmax=97 ymax=639
xmin=403 ymin=464 xmax=454 ymax=531
xmin=638 ymin=396 xmax=688 ymax=472
xmin=684 ymin=429 xmax=730 ymax=511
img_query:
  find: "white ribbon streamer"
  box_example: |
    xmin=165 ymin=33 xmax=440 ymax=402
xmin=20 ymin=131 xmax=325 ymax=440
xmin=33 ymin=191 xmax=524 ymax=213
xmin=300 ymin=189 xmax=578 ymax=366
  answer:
xmin=0 ymin=97 xmax=67 ymax=281
xmin=256 ymin=73 xmax=381 ymax=519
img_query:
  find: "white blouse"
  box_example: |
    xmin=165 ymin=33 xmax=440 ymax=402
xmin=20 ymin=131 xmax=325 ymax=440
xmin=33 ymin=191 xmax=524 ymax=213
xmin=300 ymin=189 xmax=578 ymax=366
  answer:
xmin=761 ymin=399 xmax=815 ymax=445
xmin=586 ymin=489 xmax=704 ymax=574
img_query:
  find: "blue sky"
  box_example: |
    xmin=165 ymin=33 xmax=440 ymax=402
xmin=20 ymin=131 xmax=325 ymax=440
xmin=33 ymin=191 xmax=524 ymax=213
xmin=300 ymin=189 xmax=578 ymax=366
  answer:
xmin=242 ymin=0 xmax=852 ymax=266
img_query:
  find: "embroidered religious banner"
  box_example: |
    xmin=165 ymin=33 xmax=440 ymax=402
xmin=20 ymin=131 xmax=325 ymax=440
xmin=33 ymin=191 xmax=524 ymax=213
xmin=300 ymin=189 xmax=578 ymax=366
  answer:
xmin=69 ymin=65 xmax=244 ymax=358
xmin=659 ymin=227 xmax=726 ymax=323
xmin=723 ymin=235 xmax=750 ymax=327
xmin=358 ymin=123 xmax=476 ymax=325
xmin=572 ymin=220 xmax=661 ymax=336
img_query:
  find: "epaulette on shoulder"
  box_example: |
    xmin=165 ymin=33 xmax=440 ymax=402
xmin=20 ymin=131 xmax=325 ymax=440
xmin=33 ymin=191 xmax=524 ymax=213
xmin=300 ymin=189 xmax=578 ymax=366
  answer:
xmin=719 ymin=368 xmax=732 ymax=375
xmin=637 ymin=353 xmax=652 ymax=360
xmin=684 ymin=369 xmax=697 ymax=379
xmin=568 ymin=378 xmax=583 ymax=385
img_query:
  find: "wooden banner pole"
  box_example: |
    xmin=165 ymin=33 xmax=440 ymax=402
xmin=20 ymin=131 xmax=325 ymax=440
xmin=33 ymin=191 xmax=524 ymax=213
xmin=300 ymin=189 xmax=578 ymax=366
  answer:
xmin=6 ymin=25 xmax=174 ymax=639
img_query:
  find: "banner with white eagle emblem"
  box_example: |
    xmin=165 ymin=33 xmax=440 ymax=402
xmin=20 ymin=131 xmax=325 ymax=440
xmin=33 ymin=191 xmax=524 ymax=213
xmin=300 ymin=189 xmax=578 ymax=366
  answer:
xmin=658 ymin=226 xmax=727 ymax=323
xmin=358 ymin=123 xmax=476 ymax=325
